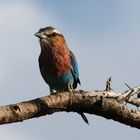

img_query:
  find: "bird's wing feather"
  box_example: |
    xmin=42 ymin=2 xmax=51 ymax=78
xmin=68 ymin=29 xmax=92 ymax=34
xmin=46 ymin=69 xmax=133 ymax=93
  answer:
xmin=38 ymin=57 xmax=47 ymax=83
xmin=70 ymin=51 xmax=81 ymax=89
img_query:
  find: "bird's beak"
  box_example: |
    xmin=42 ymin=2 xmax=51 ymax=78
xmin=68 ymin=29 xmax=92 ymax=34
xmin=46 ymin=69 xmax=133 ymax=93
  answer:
xmin=34 ymin=32 xmax=43 ymax=38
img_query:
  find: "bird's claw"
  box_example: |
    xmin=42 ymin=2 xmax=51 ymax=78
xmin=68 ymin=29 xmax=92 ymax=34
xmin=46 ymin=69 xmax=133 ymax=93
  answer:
xmin=68 ymin=83 xmax=74 ymax=93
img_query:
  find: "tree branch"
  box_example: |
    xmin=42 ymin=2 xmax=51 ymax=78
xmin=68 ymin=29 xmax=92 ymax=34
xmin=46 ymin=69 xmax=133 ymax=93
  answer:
xmin=1 ymin=77 xmax=140 ymax=129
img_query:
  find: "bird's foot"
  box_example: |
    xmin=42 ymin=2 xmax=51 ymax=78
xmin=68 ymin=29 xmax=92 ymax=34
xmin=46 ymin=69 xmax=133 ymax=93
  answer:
xmin=67 ymin=83 xmax=74 ymax=108
xmin=68 ymin=83 xmax=74 ymax=93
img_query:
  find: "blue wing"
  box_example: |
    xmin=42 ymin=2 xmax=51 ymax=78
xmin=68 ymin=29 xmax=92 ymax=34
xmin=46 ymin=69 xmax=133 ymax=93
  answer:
xmin=70 ymin=51 xmax=81 ymax=89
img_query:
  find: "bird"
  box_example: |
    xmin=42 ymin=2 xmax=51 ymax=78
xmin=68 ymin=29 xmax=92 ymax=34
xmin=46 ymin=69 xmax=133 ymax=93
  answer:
xmin=35 ymin=26 xmax=89 ymax=124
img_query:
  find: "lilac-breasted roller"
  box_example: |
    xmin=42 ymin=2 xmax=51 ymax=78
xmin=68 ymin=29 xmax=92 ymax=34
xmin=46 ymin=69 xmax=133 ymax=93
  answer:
xmin=35 ymin=26 xmax=88 ymax=124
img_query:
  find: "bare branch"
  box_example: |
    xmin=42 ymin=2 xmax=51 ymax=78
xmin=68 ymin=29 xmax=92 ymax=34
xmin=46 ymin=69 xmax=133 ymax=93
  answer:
xmin=0 ymin=78 xmax=140 ymax=129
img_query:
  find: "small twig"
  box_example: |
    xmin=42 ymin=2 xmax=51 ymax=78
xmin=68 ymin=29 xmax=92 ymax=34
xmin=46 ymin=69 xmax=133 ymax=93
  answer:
xmin=118 ymin=89 xmax=134 ymax=105
xmin=125 ymin=83 xmax=132 ymax=90
xmin=118 ymin=83 xmax=134 ymax=104
xmin=106 ymin=77 xmax=112 ymax=91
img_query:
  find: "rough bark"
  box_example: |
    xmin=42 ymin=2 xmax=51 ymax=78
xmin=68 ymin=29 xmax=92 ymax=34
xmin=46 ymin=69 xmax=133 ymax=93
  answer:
xmin=0 ymin=77 xmax=140 ymax=129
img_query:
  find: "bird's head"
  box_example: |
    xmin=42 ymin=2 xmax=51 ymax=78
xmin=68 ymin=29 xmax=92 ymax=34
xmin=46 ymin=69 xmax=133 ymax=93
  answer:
xmin=35 ymin=26 xmax=62 ymax=40
xmin=35 ymin=26 xmax=68 ymax=50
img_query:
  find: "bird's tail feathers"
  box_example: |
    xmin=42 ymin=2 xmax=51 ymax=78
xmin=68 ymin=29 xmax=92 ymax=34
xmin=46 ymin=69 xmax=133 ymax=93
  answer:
xmin=79 ymin=113 xmax=89 ymax=125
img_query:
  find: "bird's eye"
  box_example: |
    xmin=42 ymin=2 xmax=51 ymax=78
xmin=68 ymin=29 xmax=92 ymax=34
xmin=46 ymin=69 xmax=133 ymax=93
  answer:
xmin=43 ymin=32 xmax=57 ymax=37
xmin=52 ymin=33 xmax=57 ymax=36
xmin=47 ymin=33 xmax=57 ymax=37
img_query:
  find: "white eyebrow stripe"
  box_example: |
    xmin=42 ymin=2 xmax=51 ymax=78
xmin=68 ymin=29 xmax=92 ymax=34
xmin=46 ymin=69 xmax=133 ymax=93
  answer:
xmin=52 ymin=29 xmax=62 ymax=35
